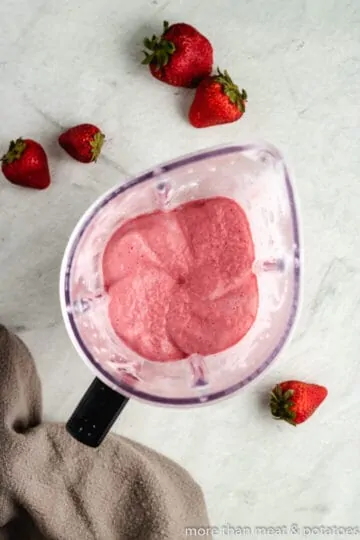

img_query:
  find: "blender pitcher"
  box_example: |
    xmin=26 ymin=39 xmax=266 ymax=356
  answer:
xmin=60 ymin=142 xmax=301 ymax=447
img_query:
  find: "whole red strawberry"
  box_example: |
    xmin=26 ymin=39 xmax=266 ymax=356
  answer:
xmin=59 ymin=124 xmax=105 ymax=163
xmin=1 ymin=138 xmax=51 ymax=190
xmin=270 ymin=381 xmax=328 ymax=426
xmin=189 ymin=68 xmax=247 ymax=128
xmin=142 ymin=21 xmax=213 ymax=88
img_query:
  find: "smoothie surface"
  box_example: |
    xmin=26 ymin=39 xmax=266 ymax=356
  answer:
xmin=102 ymin=197 xmax=258 ymax=361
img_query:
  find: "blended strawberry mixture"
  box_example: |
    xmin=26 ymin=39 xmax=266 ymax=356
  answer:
xmin=102 ymin=197 xmax=258 ymax=362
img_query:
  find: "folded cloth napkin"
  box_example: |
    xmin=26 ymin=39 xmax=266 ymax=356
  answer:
xmin=0 ymin=326 xmax=210 ymax=540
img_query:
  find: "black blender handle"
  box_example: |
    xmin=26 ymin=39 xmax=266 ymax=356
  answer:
xmin=66 ymin=378 xmax=129 ymax=448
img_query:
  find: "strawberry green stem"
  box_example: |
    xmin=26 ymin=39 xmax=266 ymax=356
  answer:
xmin=215 ymin=68 xmax=247 ymax=113
xmin=90 ymin=132 xmax=105 ymax=162
xmin=270 ymin=385 xmax=297 ymax=426
xmin=142 ymin=21 xmax=176 ymax=70
xmin=1 ymin=138 xmax=27 ymax=164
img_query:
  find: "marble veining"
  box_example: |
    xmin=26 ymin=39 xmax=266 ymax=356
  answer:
xmin=1 ymin=0 xmax=360 ymax=533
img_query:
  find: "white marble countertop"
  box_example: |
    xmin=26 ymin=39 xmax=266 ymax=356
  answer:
xmin=1 ymin=0 xmax=360 ymax=536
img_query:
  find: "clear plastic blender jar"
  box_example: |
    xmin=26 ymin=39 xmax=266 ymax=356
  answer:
xmin=60 ymin=142 xmax=301 ymax=447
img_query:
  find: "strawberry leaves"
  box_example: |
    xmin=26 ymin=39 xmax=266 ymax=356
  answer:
xmin=270 ymin=385 xmax=297 ymax=425
xmin=215 ymin=68 xmax=247 ymax=113
xmin=90 ymin=132 xmax=105 ymax=162
xmin=142 ymin=21 xmax=176 ymax=69
xmin=1 ymin=138 xmax=27 ymax=164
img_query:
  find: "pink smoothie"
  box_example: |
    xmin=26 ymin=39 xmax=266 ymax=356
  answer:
xmin=102 ymin=197 xmax=258 ymax=362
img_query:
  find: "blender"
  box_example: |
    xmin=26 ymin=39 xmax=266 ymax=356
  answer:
xmin=59 ymin=142 xmax=301 ymax=447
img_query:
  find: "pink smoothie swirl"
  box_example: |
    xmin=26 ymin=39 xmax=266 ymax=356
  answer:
xmin=102 ymin=197 xmax=259 ymax=362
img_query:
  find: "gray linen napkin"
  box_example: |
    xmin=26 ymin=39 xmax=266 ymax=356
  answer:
xmin=0 ymin=325 xmax=210 ymax=539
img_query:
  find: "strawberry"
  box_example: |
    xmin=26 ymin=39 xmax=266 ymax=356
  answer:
xmin=270 ymin=381 xmax=328 ymax=426
xmin=189 ymin=68 xmax=247 ymax=128
xmin=142 ymin=20 xmax=213 ymax=88
xmin=1 ymin=138 xmax=51 ymax=190
xmin=58 ymin=124 xmax=105 ymax=163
